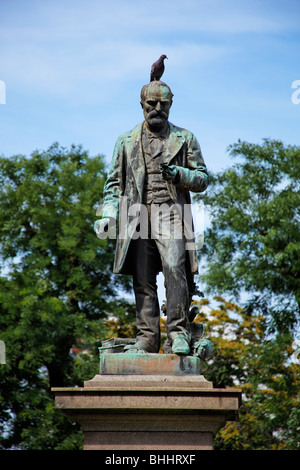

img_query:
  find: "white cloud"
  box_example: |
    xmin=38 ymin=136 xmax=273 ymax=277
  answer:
xmin=1 ymin=0 xmax=298 ymax=109
xmin=0 ymin=21 xmax=229 ymax=103
xmin=0 ymin=0 xmax=299 ymax=162
xmin=0 ymin=0 xmax=293 ymax=92
xmin=28 ymin=0 xmax=288 ymax=36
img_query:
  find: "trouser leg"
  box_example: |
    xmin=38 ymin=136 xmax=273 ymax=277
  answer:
xmin=127 ymin=203 xmax=191 ymax=354
xmin=131 ymin=237 xmax=161 ymax=353
xmin=156 ymin=237 xmax=191 ymax=342
xmin=150 ymin=203 xmax=191 ymax=343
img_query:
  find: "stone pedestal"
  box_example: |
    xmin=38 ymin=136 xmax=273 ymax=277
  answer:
xmin=52 ymin=353 xmax=242 ymax=450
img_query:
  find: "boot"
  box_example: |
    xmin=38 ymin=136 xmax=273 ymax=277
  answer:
xmin=124 ymin=340 xmax=157 ymax=353
xmin=171 ymin=332 xmax=190 ymax=355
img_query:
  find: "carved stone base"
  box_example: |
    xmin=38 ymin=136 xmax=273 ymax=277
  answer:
xmin=52 ymin=371 xmax=242 ymax=450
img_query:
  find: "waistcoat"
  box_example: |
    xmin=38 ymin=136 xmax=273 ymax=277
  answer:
xmin=142 ymin=126 xmax=171 ymax=204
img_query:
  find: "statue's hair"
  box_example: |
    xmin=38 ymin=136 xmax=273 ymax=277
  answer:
xmin=140 ymin=81 xmax=174 ymax=102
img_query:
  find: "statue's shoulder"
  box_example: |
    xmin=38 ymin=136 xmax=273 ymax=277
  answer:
xmin=169 ymin=123 xmax=195 ymax=141
xmin=117 ymin=122 xmax=143 ymax=143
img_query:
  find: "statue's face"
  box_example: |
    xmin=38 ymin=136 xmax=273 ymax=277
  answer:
xmin=141 ymin=85 xmax=172 ymax=131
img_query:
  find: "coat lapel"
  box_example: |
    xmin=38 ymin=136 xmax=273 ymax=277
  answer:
xmin=164 ymin=122 xmax=185 ymax=164
xmin=126 ymin=123 xmax=145 ymax=201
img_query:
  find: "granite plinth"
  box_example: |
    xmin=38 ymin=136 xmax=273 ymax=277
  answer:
xmin=53 ymin=368 xmax=242 ymax=450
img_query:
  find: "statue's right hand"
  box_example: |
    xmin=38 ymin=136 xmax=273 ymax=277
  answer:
xmin=94 ymin=218 xmax=111 ymax=237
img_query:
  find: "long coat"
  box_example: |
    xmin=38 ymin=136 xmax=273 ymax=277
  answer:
xmin=101 ymin=121 xmax=209 ymax=275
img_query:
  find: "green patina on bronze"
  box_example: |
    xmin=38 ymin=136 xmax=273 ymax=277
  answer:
xmin=99 ymin=352 xmax=201 ymax=376
xmin=94 ymin=74 xmax=212 ymax=358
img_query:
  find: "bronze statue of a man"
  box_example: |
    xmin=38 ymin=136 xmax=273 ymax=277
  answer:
xmin=94 ymin=80 xmax=209 ymax=355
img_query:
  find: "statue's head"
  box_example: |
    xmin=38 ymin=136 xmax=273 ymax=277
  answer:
xmin=140 ymin=81 xmax=173 ymax=131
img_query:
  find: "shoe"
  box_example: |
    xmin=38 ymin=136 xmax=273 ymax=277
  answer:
xmin=171 ymin=334 xmax=190 ymax=355
xmin=124 ymin=340 xmax=154 ymax=353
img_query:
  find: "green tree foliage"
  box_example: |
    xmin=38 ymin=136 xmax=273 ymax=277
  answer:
xmin=195 ymin=297 xmax=300 ymax=450
xmin=193 ymin=138 xmax=300 ymax=449
xmin=197 ymin=139 xmax=300 ymax=333
xmin=0 ymin=143 xmax=134 ymax=449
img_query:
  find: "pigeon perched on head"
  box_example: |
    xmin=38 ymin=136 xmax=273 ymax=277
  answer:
xmin=150 ymin=54 xmax=168 ymax=82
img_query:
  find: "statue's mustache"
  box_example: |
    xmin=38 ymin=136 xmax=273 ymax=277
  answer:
xmin=148 ymin=109 xmax=168 ymax=120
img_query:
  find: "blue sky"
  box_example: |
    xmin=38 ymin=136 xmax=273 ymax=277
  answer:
xmin=1 ymin=0 xmax=300 ymax=174
xmin=0 ymin=0 xmax=299 ymax=307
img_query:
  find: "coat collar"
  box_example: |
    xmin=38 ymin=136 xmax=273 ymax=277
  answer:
xmin=126 ymin=121 xmax=185 ymax=164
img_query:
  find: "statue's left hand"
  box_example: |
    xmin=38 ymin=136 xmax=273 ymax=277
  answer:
xmin=160 ymin=163 xmax=179 ymax=181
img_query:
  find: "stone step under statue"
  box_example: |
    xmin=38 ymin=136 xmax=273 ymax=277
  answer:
xmin=53 ymin=368 xmax=241 ymax=450
xmin=53 ymin=336 xmax=241 ymax=450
